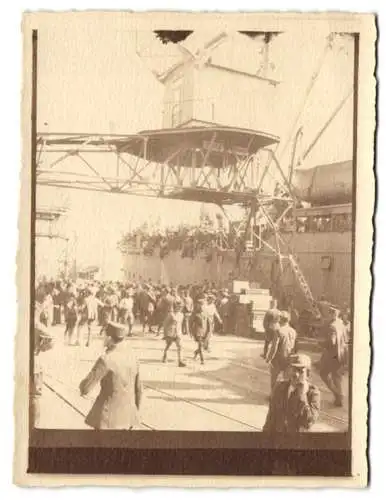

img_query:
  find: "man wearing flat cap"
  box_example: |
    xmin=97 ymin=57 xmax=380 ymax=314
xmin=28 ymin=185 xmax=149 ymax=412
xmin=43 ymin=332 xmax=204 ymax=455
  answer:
xmin=266 ymin=310 xmax=297 ymax=390
xmin=79 ymin=321 xmax=143 ymax=429
xmin=162 ymin=299 xmax=186 ymax=367
xmin=261 ymin=302 xmax=280 ymax=360
xmin=218 ymin=289 xmax=230 ymax=335
xmin=319 ymin=305 xmax=348 ymax=407
xmin=191 ymin=297 xmax=209 ymax=365
xmin=263 ymin=354 xmax=321 ymax=433
xmin=203 ymin=293 xmax=222 ymax=352
xmin=181 ymin=287 xmax=194 ymax=337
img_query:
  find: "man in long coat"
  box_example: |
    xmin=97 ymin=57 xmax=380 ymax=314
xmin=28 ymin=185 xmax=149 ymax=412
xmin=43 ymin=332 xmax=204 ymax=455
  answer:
xmin=266 ymin=311 xmax=297 ymax=391
xmin=79 ymin=321 xmax=143 ymax=429
xmin=217 ymin=289 xmax=230 ymax=335
xmin=181 ymin=287 xmax=194 ymax=337
xmin=203 ymin=294 xmax=222 ymax=352
xmin=319 ymin=305 xmax=348 ymax=407
xmin=261 ymin=303 xmax=280 ymax=359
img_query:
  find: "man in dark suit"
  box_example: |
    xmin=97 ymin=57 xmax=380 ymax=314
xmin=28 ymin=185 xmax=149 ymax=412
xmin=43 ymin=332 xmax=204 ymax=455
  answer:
xmin=79 ymin=321 xmax=143 ymax=430
xmin=263 ymin=354 xmax=321 ymax=433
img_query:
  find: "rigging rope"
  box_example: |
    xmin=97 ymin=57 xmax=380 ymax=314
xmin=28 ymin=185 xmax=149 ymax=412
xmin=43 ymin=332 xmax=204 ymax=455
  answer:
xmin=301 ymin=88 xmax=354 ymax=162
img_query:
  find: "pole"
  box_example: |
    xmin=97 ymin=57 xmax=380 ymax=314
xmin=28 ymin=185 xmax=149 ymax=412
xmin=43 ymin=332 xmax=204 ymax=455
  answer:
xmin=288 ymin=127 xmax=303 ymax=185
xmin=278 ymin=33 xmax=335 ymax=164
xmin=302 ymin=89 xmax=354 ymax=162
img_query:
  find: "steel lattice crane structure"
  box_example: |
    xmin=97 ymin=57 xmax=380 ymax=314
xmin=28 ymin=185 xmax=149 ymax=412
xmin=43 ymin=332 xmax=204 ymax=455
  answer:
xmin=36 ymin=124 xmax=321 ymax=315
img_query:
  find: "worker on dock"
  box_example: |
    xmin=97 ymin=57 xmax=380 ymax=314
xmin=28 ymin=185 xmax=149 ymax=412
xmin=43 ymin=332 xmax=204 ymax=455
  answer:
xmin=319 ymin=305 xmax=348 ymax=407
xmin=261 ymin=302 xmax=280 ymax=359
xmin=191 ymin=297 xmax=209 ymax=365
xmin=162 ymin=299 xmax=186 ymax=367
xmin=263 ymin=354 xmax=320 ymax=433
xmin=266 ymin=311 xmax=297 ymax=391
xmin=79 ymin=321 xmax=143 ymax=429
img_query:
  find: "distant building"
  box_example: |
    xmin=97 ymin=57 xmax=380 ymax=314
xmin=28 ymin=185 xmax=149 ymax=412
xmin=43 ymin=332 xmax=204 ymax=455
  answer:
xmin=35 ymin=207 xmax=69 ymax=281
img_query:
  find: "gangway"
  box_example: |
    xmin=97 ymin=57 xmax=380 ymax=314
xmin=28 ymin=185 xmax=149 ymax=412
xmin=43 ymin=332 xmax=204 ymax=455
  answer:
xmin=287 ymin=254 xmax=321 ymax=318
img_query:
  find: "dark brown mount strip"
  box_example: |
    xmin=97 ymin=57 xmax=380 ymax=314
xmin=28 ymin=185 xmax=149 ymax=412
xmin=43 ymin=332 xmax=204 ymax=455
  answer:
xmin=29 ymin=429 xmax=350 ymax=450
xmin=28 ymin=448 xmax=351 ymax=476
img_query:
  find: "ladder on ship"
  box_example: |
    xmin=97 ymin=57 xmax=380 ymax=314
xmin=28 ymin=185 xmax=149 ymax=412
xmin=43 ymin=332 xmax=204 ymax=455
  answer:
xmin=287 ymin=254 xmax=321 ymax=318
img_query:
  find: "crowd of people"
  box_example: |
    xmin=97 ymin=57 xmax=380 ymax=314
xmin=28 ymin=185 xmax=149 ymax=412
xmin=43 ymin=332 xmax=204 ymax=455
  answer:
xmin=118 ymin=221 xmax=247 ymax=261
xmin=34 ymin=278 xmax=236 ymax=364
xmin=117 ymin=195 xmax=298 ymax=261
xmin=33 ymin=276 xmax=351 ymax=433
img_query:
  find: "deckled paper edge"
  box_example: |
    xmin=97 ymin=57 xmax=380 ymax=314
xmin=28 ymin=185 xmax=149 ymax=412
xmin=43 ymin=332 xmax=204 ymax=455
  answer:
xmin=14 ymin=11 xmax=375 ymax=488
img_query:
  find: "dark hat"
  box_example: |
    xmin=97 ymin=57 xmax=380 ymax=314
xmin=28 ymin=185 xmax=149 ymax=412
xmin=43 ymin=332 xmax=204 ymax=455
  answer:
xmin=106 ymin=321 xmax=127 ymax=339
xmin=289 ymin=354 xmax=311 ymax=370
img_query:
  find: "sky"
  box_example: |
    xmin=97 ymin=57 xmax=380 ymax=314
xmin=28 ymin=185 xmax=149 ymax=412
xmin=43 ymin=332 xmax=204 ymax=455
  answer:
xmin=36 ymin=25 xmax=355 ymax=277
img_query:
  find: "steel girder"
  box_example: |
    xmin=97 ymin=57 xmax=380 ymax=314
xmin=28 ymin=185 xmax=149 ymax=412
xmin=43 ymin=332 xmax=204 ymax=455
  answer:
xmin=36 ymin=131 xmax=284 ymax=201
xmin=36 ymin=130 xmax=297 ymax=255
xmin=40 ymin=132 xmax=298 ymax=243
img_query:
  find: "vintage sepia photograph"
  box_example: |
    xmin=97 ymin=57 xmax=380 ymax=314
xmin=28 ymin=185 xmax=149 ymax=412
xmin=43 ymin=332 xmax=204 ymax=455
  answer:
xmin=16 ymin=12 xmax=375 ymax=486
